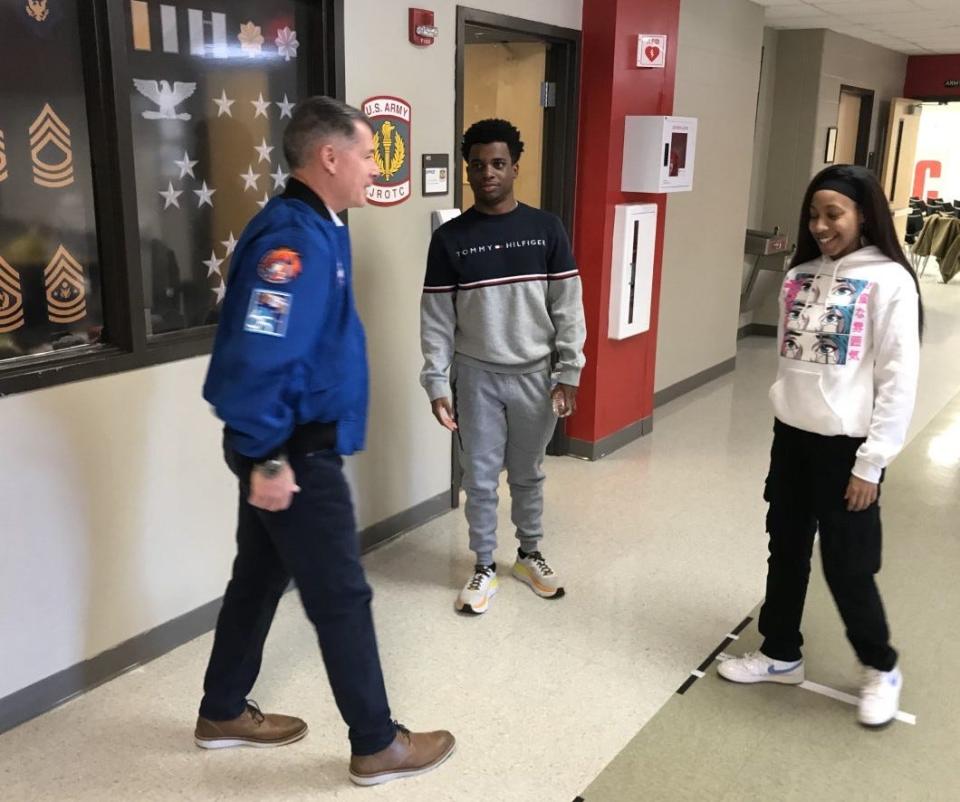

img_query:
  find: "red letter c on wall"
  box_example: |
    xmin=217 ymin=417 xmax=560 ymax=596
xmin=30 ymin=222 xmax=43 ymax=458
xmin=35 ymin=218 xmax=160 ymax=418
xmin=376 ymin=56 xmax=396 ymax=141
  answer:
xmin=913 ymin=160 xmax=942 ymax=200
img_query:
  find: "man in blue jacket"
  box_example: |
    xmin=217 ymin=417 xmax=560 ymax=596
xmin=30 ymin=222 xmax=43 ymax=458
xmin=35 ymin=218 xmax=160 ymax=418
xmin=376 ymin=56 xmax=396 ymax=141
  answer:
xmin=197 ymin=96 xmax=454 ymax=787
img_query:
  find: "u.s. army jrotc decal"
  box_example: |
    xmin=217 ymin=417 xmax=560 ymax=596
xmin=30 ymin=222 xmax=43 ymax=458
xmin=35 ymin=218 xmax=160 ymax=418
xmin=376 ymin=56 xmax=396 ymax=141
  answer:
xmin=362 ymin=96 xmax=411 ymax=207
xmin=0 ymin=256 xmax=25 ymax=334
xmin=44 ymin=245 xmax=87 ymax=323
xmin=30 ymin=103 xmax=74 ymax=188
xmin=0 ymin=130 xmax=7 ymax=182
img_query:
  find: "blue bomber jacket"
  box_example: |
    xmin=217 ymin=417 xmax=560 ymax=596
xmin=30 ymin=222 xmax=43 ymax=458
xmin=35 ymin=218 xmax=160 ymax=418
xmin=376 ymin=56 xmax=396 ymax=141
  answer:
xmin=203 ymin=178 xmax=368 ymax=458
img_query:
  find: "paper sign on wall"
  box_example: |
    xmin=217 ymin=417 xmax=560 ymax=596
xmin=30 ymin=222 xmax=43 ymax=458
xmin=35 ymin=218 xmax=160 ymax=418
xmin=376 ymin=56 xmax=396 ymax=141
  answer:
xmin=637 ymin=34 xmax=667 ymax=69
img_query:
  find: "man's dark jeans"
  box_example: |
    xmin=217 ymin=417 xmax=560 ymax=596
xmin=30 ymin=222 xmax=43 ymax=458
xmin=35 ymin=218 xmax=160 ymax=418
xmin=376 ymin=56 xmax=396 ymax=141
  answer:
xmin=199 ymin=439 xmax=397 ymax=755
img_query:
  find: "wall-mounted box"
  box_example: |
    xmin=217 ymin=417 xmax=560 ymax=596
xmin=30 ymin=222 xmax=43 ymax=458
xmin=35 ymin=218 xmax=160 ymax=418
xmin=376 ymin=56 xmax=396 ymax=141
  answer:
xmin=609 ymin=203 xmax=658 ymax=340
xmin=621 ymin=115 xmax=697 ymax=193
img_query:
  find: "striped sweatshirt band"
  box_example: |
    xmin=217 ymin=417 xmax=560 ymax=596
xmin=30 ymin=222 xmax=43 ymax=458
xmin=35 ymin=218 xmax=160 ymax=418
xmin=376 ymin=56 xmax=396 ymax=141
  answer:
xmin=423 ymin=269 xmax=580 ymax=293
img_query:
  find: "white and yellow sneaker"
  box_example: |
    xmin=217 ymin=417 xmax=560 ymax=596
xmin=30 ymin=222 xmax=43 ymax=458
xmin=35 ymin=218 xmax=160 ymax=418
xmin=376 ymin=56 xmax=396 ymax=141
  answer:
xmin=455 ymin=565 xmax=498 ymax=615
xmin=512 ymin=550 xmax=564 ymax=599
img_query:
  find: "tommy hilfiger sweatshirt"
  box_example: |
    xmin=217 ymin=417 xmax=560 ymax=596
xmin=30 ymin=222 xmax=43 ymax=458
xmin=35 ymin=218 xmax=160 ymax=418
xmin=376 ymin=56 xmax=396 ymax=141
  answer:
xmin=772 ymin=245 xmax=920 ymax=483
xmin=419 ymin=203 xmax=586 ymax=402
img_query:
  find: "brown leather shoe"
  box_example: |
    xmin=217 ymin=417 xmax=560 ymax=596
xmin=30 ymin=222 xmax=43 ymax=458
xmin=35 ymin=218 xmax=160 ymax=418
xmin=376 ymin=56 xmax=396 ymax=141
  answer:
xmin=348 ymin=724 xmax=455 ymax=786
xmin=194 ymin=702 xmax=308 ymax=749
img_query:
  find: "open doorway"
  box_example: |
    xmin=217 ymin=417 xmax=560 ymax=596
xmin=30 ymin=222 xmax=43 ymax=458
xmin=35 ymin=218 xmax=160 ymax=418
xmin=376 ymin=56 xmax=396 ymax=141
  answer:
xmin=455 ymin=7 xmax=580 ymax=230
xmin=446 ymin=8 xmax=580 ymax=504
xmin=912 ymin=101 xmax=960 ymax=205
xmin=835 ymin=85 xmax=874 ymax=167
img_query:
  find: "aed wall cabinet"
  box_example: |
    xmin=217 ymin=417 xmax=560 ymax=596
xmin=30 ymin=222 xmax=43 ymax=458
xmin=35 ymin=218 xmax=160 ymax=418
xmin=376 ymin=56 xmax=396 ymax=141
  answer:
xmin=621 ymin=116 xmax=698 ymax=193
xmin=609 ymin=203 xmax=658 ymax=340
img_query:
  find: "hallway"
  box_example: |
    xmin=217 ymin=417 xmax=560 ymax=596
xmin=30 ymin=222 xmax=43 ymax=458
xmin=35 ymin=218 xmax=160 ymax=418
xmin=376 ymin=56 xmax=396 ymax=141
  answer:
xmin=1 ymin=273 xmax=958 ymax=801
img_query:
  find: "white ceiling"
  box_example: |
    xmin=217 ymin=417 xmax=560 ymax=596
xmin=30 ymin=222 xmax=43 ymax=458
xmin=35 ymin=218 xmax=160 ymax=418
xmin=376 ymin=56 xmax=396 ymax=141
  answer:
xmin=751 ymin=0 xmax=960 ymax=55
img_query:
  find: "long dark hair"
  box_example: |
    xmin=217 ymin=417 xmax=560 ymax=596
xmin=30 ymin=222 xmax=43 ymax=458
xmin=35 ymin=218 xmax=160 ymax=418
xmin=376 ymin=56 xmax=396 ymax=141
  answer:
xmin=792 ymin=164 xmax=924 ymax=338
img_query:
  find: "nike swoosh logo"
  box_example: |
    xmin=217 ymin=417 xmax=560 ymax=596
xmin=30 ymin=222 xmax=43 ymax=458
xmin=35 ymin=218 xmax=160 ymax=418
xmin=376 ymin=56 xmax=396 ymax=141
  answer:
xmin=767 ymin=662 xmax=802 ymax=675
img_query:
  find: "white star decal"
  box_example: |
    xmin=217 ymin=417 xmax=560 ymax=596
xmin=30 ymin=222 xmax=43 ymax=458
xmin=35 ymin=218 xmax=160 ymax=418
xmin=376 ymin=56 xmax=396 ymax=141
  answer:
xmin=203 ymin=250 xmax=224 ymax=277
xmin=251 ymin=93 xmax=271 ymax=118
xmin=254 ymin=138 xmax=274 ymax=163
xmin=257 ymin=192 xmax=271 ymax=209
xmin=270 ymin=165 xmax=289 ymax=190
xmin=212 ymin=89 xmax=235 ymax=117
xmin=158 ymin=182 xmax=182 ymax=209
xmin=221 ymin=232 xmax=238 ymax=256
xmin=173 ymin=151 xmax=197 ymax=179
xmin=240 ymin=165 xmax=260 ymax=191
xmin=194 ymin=181 xmax=216 ymax=207
xmin=275 ymin=94 xmax=295 ymax=119
xmin=212 ymin=280 xmax=226 ymax=304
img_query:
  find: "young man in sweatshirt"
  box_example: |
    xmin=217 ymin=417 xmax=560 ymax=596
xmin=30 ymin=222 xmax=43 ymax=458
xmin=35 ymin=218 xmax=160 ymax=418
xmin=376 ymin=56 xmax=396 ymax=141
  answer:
xmin=419 ymin=118 xmax=586 ymax=614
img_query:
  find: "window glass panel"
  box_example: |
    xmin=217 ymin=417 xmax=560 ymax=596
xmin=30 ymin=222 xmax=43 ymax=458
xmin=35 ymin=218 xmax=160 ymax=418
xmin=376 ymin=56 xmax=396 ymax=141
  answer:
xmin=124 ymin=0 xmax=311 ymax=336
xmin=0 ymin=0 xmax=104 ymax=363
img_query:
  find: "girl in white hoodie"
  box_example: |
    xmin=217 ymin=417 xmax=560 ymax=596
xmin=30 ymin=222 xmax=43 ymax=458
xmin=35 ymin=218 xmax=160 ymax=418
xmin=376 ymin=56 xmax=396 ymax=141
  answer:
xmin=719 ymin=165 xmax=923 ymax=729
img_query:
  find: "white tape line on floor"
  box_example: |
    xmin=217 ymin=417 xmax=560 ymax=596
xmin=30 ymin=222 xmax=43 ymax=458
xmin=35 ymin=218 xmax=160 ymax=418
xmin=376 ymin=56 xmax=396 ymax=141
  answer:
xmin=715 ymin=654 xmax=917 ymax=725
xmin=800 ymin=680 xmax=917 ymax=725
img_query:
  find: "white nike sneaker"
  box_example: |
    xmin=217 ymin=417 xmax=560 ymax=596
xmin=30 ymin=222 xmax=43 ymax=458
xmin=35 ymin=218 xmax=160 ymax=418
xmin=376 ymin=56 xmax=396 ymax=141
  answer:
xmin=455 ymin=565 xmax=498 ymax=615
xmin=858 ymin=665 xmax=902 ymax=728
xmin=717 ymin=651 xmax=805 ymax=685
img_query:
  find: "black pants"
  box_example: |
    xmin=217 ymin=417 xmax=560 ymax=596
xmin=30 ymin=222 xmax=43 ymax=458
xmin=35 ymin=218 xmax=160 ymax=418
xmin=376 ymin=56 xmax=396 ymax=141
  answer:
xmin=199 ymin=432 xmax=396 ymax=756
xmin=758 ymin=419 xmax=898 ymax=672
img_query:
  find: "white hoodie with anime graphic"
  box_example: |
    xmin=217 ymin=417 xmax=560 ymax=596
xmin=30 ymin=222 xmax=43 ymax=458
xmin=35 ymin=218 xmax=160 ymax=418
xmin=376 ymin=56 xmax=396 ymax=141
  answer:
xmin=770 ymin=245 xmax=920 ymax=483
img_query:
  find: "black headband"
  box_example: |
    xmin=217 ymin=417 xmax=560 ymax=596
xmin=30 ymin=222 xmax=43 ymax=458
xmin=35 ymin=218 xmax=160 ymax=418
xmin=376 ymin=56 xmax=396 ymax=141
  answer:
xmin=811 ymin=176 xmax=862 ymax=205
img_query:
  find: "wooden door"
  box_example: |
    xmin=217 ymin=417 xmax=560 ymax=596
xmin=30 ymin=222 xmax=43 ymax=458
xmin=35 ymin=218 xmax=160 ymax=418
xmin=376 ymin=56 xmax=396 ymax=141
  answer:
xmin=880 ymin=98 xmax=922 ymax=240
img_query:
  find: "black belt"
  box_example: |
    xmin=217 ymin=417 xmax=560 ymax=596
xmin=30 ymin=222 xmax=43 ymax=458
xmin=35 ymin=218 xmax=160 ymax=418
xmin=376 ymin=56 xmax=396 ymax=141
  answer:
xmin=224 ymin=421 xmax=337 ymax=461
xmin=286 ymin=421 xmax=337 ymax=454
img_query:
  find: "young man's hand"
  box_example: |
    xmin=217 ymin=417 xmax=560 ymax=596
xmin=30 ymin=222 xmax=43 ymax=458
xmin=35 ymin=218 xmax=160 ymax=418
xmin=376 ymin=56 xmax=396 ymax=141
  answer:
xmin=845 ymin=475 xmax=878 ymax=512
xmin=431 ymin=397 xmax=458 ymax=431
xmin=551 ymin=383 xmax=578 ymax=418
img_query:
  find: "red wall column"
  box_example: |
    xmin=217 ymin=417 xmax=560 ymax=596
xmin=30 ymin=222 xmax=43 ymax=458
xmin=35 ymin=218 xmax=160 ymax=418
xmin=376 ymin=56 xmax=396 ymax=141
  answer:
xmin=567 ymin=0 xmax=681 ymax=448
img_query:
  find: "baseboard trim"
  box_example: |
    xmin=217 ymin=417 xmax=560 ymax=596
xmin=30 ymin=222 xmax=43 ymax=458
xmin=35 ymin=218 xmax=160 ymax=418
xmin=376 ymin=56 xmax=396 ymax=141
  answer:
xmin=566 ymin=416 xmax=653 ymax=461
xmin=653 ymin=356 xmax=737 ymax=408
xmin=360 ymin=490 xmax=450 ymax=553
xmin=0 ymin=490 xmax=452 ymax=736
xmin=737 ymin=323 xmax=777 ymax=339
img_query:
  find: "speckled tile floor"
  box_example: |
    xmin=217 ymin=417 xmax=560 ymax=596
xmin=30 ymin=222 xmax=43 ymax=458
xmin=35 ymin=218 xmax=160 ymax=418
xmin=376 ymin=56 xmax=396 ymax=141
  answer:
xmin=1 ymin=271 xmax=958 ymax=801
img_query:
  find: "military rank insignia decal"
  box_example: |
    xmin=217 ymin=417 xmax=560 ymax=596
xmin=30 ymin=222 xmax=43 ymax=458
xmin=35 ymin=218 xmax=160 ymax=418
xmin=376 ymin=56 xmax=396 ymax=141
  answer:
xmin=0 ymin=129 xmax=7 ymax=182
xmin=362 ymin=96 xmax=412 ymax=207
xmin=0 ymin=257 xmax=25 ymax=334
xmin=29 ymin=103 xmax=74 ymax=188
xmin=44 ymin=245 xmax=87 ymax=323
xmin=26 ymin=0 xmax=50 ymax=22
xmin=258 ymin=248 xmax=302 ymax=284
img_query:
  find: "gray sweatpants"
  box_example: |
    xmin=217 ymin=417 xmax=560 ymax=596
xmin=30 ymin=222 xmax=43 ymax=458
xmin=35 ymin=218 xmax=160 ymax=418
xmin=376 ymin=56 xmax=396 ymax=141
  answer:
xmin=452 ymin=359 xmax=558 ymax=566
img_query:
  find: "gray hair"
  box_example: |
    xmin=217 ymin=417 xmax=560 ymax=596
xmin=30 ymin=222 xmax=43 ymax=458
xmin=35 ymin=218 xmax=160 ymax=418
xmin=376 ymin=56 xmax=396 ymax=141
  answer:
xmin=282 ymin=96 xmax=374 ymax=169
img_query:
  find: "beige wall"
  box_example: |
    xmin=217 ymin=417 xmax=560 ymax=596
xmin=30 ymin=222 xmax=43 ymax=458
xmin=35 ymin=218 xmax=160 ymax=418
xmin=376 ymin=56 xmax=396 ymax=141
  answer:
xmin=750 ymin=28 xmax=907 ymax=327
xmin=740 ymin=25 xmax=779 ymax=330
xmin=747 ymin=27 xmax=779 ymax=232
xmin=0 ymin=0 xmax=582 ymax=701
xmin=815 ymin=31 xmax=908 ymax=176
xmin=655 ymin=0 xmax=766 ymax=392
xmin=0 ymin=359 xmax=235 ymax=698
